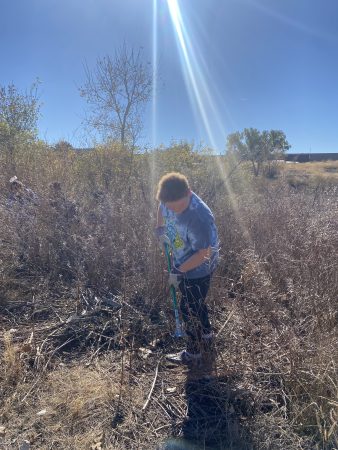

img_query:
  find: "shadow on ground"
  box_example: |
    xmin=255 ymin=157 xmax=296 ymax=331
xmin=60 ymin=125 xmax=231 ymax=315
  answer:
xmin=160 ymin=354 xmax=254 ymax=450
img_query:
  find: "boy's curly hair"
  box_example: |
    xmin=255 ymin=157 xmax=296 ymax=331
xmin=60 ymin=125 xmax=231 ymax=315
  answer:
xmin=156 ymin=172 xmax=190 ymax=202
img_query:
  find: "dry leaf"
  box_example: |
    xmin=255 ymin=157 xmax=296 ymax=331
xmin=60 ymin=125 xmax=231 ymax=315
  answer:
xmin=166 ymin=387 xmax=177 ymax=393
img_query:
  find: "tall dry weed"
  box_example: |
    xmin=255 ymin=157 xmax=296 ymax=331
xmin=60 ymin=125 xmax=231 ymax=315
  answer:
xmin=0 ymin=142 xmax=337 ymax=448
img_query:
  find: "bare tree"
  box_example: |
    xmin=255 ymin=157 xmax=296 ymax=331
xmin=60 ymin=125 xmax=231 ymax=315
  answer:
xmin=80 ymin=44 xmax=152 ymax=148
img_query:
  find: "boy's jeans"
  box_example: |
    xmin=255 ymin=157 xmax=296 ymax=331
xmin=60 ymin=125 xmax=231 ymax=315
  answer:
xmin=178 ymin=274 xmax=212 ymax=354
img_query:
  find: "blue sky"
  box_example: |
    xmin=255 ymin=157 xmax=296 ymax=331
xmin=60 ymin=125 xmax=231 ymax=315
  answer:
xmin=1 ymin=0 xmax=338 ymax=153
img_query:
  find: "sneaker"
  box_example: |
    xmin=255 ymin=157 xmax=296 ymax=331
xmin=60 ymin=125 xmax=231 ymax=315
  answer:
xmin=165 ymin=350 xmax=202 ymax=366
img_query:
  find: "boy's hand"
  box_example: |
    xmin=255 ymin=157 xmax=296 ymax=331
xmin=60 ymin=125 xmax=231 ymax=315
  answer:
xmin=154 ymin=226 xmax=171 ymax=248
xmin=168 ymin=267 xmax=183 ymax=288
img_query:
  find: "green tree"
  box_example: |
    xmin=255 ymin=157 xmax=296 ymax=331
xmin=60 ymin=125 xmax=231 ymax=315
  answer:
xmin=53 ymin=140 xmax=74 ymax=153
xmin=0 ymin=80 xmax=41 ymax=172
xmin=226 ymin=128 xmax=290 ymax=176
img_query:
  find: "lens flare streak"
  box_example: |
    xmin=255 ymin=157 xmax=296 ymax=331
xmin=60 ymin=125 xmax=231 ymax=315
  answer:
xmin=167 ymin=0 xmax=219 ymax=150
xmin=152 ymin=0 xmax=158 ymax=149
xmin=166 ymin=0 xmax=254 ymax=246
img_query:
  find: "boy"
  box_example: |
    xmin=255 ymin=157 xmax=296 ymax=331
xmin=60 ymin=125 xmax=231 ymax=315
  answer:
xmin=155 ymin=172 xmax=219 ymax=365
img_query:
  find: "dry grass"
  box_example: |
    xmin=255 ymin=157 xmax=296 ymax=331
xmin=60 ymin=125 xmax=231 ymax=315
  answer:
xmin=0 ymin=144 xmax=337 ymax=449
xmin=282 ymin=161 xmax=338 ymax=187
xmin=1 ymin=353 xmax=139 ymax=449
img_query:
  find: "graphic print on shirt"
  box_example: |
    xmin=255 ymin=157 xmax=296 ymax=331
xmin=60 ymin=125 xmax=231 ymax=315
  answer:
xmin=164 ymin=217 xmax=184 ymax=249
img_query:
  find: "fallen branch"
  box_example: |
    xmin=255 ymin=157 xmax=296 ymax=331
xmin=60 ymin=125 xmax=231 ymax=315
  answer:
xmin=142 ymin=359 xmax=161 ymax=411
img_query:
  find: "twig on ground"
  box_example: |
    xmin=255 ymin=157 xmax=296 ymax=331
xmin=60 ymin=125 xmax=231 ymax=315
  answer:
xmin=43 ymin=337 xmax=76 ymax=371
xmin=216 ymin=307 xmax=236 ymax=338
xmin=21 ymin=377 xmax=42 ymax=403
xmin=142 ymin=358 xmax=161 ymax=411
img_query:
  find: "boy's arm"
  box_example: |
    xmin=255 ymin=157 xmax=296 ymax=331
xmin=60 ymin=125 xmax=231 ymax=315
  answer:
xmin=178 ymin=247 xmax=211 ymax=273
xmin=178 ymin=213 xmax=214 ymax=273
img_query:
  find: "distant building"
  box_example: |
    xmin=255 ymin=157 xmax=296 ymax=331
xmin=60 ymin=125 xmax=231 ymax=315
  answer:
xmin=286 ymin=153 xmax=338 ymax=163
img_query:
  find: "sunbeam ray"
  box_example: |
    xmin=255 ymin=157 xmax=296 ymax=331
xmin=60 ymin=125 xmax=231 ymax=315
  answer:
xmin=166 ymin=0 xmax=255 ymax=247
xmin=150 ymin=0 xmax=159 ymax=214
xmin=152 ymin=0 xmax=158 ymax=149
